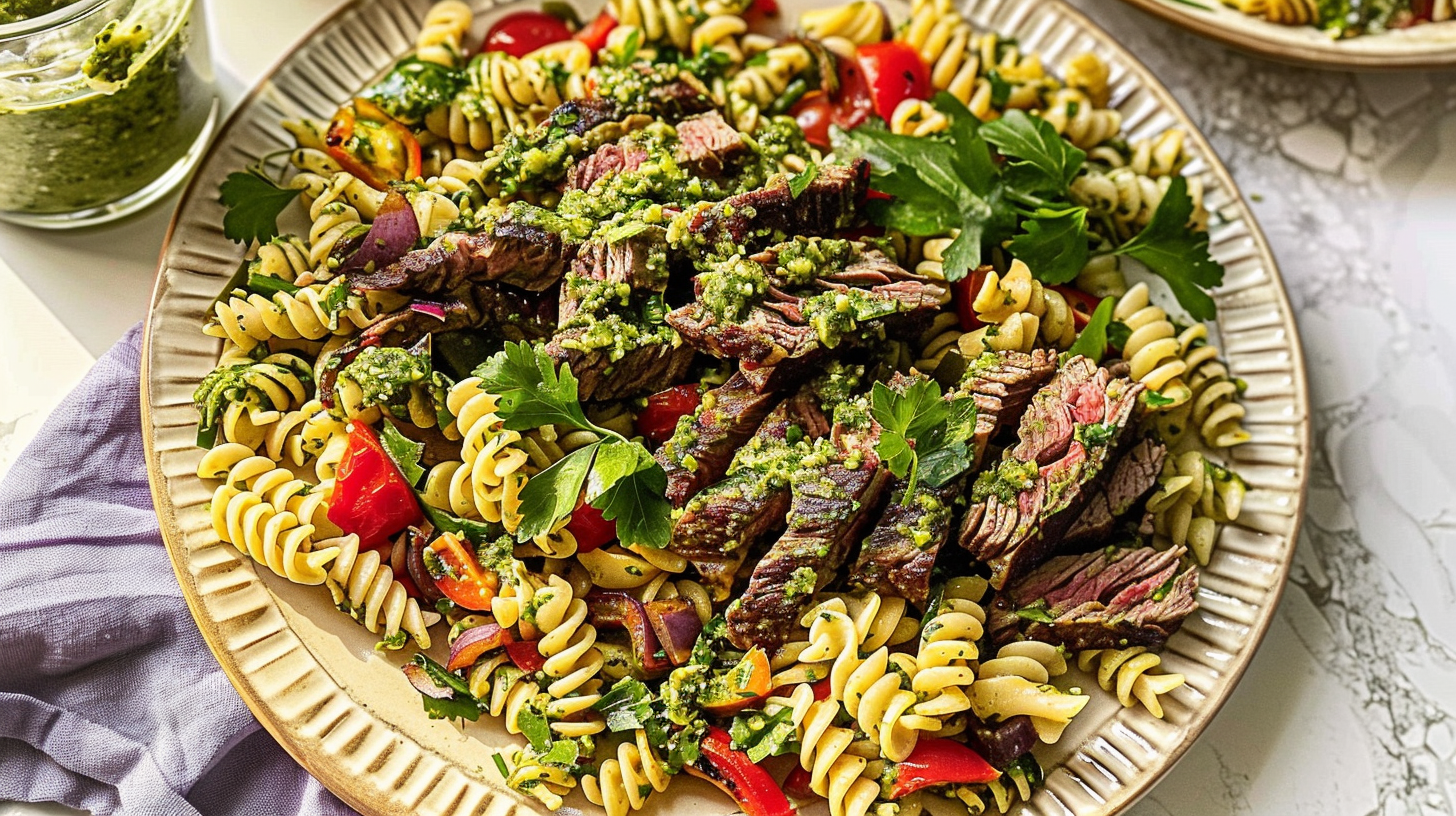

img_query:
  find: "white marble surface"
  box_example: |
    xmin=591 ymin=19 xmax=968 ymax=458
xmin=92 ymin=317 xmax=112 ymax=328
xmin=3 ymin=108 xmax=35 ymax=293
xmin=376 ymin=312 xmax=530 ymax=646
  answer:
xmin=3 ymin=0 xmax=1456 ymax=814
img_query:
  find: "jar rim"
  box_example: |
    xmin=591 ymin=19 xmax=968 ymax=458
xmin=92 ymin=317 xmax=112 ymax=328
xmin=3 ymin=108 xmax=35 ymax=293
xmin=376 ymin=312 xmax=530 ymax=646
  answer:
xmin=0 ymin=0 xmax=110 ymax=39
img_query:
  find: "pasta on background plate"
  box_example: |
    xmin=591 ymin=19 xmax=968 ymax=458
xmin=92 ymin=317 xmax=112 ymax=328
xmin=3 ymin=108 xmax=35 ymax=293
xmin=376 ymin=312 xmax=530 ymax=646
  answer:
xmin=189 ymin=1 xmax=1254 ymax=813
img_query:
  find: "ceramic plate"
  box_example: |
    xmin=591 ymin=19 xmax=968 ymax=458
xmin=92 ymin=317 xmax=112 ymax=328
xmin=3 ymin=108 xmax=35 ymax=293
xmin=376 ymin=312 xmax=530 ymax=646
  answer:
xmin=1111 ymin=0 xmax=1456 ymax=69
xmin=141 ymin=1 xmax=1311 ymax=813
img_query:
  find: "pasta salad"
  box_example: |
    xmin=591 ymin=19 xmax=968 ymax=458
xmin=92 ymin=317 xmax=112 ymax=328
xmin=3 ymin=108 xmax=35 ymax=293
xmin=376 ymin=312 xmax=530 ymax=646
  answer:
xmin=194 ymin=1 xmax=1252 ymax=814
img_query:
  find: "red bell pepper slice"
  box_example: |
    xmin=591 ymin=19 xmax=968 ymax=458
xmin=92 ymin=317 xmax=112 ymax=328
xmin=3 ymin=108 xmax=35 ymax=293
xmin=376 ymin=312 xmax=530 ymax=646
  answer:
xmin=888 ymin=738 xmax=1000 ymax=798
xmin=325 ymin=98 xmax=422 ymax=189
xmin=426 ymin=532 xmax=499 ymax=612
xmin=1050 ymin=284 xmax=1103 ymax=331
xmin=688 ymin=727 xmax=796 ymax=816
xmin=505 ymin=639 xmax=547 ymax=673
xmin=574 ymin=10 xmax=617 ymax=54
xmin=327 ymin=422 xmax=424 ymax=551
xmin=566 ymin=502 xmax=616 ymax=553
xmin=636 ymin=384 xmax=702 ymax=444
xmin=952 ymin=267 xmax=993 ymax=332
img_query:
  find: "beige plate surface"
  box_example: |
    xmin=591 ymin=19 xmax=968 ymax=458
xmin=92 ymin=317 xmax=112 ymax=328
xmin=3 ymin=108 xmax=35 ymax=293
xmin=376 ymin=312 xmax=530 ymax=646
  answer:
xmin=1114 ymin=0 xmax=1456 ymax=69
xmin=141 ymin=1 xmax=1311 ymax=813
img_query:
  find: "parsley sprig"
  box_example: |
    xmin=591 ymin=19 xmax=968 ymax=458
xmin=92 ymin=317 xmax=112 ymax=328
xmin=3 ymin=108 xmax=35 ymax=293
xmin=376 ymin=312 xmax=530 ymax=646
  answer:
xmin=835 ymin=94 xmax=1225 ymax=320
xmin=476 ymin=342 xmax=673 ymax=548
xmin=218 ymin=161 xmax=301 ymax=246
xmin=869 ymin=377 xmax=977 ymax=500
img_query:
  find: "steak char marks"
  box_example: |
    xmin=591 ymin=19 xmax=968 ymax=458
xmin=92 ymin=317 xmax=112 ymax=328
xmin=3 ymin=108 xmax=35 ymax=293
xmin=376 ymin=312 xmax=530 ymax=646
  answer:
xmin=960 ymin=356 xmax=1145 ymax=589
xmin=724 ymin=404 xmax=889 ymax=650
xmin=987 ymin=546 xmax=1199 ymax=651
xmin=670 ymin=391 xmax=830 ymax=600
xmin=352 ymin=222 xmax=571 ymax=295
xmin=657 ymin=372 xmax=781 ymax=507
xmin=683 ymin=160 xmax=870 ymax=250
xmin=850 ymin=353 xmax=1057 ymax=605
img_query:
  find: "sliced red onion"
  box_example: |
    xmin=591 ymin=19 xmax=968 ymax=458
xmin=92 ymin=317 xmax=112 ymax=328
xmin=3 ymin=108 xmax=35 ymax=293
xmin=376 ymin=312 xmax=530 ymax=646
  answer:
xmin=402 ymin=663 xmax=454 ymax=699
xmin=645 ymin=600 xmax=703 ymax=666
xmin=588 ymin=591 xmax=672 ymax=675
xmin=405 ymin=525 xmax=445 ymax=606
xmin=407 ymin=300 xmax=448 ymax=321
xmin=339 ymin=189 xmax=419 ymax=275
xmin=447 ymin=622 xmax=511 ymax=672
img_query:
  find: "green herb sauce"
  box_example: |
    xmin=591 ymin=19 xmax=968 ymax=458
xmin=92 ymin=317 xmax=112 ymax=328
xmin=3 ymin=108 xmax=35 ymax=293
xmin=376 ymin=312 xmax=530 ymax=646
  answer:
xmin=0 ymin=4 xmax=214 ymax=214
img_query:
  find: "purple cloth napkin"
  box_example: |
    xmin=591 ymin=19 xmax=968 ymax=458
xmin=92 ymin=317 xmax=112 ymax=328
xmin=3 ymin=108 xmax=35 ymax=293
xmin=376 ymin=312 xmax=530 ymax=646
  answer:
xmin=0 ymin=324 xmax=357 ymax=816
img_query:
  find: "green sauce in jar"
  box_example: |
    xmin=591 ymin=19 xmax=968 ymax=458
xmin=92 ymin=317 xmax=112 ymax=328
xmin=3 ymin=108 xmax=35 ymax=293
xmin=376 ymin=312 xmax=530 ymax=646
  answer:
xmin=0 ymin=0 xmax=215 ymax=222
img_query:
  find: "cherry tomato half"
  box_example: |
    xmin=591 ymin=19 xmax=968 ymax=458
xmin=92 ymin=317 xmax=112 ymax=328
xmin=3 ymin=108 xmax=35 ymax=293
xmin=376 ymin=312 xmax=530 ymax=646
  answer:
xmin=426 ymin=533 xmax=500 ymax=611
xmin=637 ymin=384 xmax=703 ymax=444
xmin=856 ymin=41 xmax=931 ymax=121
xmin=326 ymin=98 xmax=423 ymax=190
xmin=566 ymin=502 xmax=617 ymax=554
xmin=574 ymin=10 xmax=618 ymax=54
xmin=789 ymin=54 xmax=874 ymax=149
xmin=483 ymin=11 xmax=574 ymax=58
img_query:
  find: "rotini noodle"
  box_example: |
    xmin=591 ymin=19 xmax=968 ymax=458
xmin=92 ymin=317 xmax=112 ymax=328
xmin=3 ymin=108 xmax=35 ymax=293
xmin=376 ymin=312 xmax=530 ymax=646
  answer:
xmin=1077 ymin=647 xmax=1185 ymax=719
xmin=326 ymin=532 xmax=437 ymax=648
xmin=970 ymin=641 xmax=1089 ymax=743
xmin=583 ymin=730 xmax=673 ymax=816
xmin=415 ymin=0 xmax=473 ymax=67
xmin=1146 ymin=451 xmax=1246 ymax=565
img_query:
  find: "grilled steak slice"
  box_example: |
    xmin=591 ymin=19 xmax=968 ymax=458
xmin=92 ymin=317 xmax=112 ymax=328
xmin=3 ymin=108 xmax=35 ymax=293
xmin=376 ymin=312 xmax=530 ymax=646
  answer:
xmin=955 ymin=350 xmax=1059 ymax=468
xmin=725 ymin=402 xmax=889 ymax=650
xmin=353 ymin=223 xmax=571 ymax=295
xmin=849 ymin=480 xmax=959 ymax=606
xmin=987 ymin=546 xmax=1199 ymax=651
xmin=725 ymin=457 xmax=889 ymax=650
xmin=566 ymin=142 xmax=649 ymax=191
xmin=559 ymin=227 xmax=670 ymax=322
xmin=960 ymin=357 xmax=1144 ymax=589
xmin=671 ymin=391 xmax=829 ymax=599
xmin=658 ymin=372 xmax=780 ymax=507
xmin=964 ymin=715 xmax=1038 ymax=771
xmin=544 ymin=330 xmax=693 ymax=401
xmin=676 ymin=111 xmax=749 ymax=177
xmin=680 ymin=161 xmax=869 ymax=250
xmin=848 ymin=356 xmax=1052 ymax=604
xmin=1065 ymin=437 xmax=1167 ymax=544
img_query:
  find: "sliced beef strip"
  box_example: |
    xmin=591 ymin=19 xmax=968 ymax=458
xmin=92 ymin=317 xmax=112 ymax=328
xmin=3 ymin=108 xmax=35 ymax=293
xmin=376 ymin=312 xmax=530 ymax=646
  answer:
xmin=725 ymin=458 xmax=890 ymax=650
xmin=566 ymin=142 xmax=648 ymax=191
xmin=957 ymin=349 xmax=1059 ymax=469
xmin=960 ymin=357 xmax=1145 ymax=589
xmin=559 ymin=226 xmax=670 ymax=323
xmin=676 ymin=111 xmax=749 ymax=177
xmin=987 ymin=546 xmax=1199 ymax=651
xmin=682 ymin=161 xmax=870 ymax=250
xmin=670 ymin=391 xmax=829 ymax=600
xmin=1064 ymin=437 xmax=1167 ymax=545
xmin=658 ymin=372 xmax=781 ymax=507
xmin=352 ymin=222 xmax=572 ymax=295
xmin=544 ymin=332 xmax=694 ymax=402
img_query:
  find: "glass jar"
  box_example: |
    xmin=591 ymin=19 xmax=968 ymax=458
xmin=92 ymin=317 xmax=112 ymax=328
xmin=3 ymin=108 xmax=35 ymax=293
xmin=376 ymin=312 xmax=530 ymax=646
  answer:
xmin=0 ymin=0 xmax=218 ymax=227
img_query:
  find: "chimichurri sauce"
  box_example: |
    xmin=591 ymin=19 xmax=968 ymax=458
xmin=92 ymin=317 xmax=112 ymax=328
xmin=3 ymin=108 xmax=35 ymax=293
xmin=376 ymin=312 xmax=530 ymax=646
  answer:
xmin=0 ymin=4 xmax=214 ymax=215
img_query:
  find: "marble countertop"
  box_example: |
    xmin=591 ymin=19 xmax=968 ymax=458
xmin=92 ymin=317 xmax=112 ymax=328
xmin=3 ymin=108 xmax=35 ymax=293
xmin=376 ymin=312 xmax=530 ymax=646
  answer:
xmin=3 ymin=0 xmax=1454 ymax=813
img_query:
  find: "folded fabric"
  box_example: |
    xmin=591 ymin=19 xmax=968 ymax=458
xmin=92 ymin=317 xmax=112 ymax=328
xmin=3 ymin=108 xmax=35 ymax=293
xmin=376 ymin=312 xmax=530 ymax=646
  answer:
xmin=0 ymin=324 xmax=357 ymax=816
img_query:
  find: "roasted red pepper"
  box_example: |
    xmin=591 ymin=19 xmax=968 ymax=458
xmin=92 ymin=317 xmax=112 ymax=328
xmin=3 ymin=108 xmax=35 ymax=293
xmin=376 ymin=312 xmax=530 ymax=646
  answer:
xmin=688 ymin=727 xmax=796 ymax=816
xmin=566 ymin=502 xmax=616 ymax=553
xmin=700 ymin=647 xmax=772 ymax=715
xmin=574 ymin=10 xmax=618 ymax=53
xmin=327 ymin=422 xmax=424 ymax=551
xmin=426 ymin=533 xmax=499 ymax=612
xmin=1050 ymin=284 xmax=1102 ymax=331
xmin=952 ymin=266 xmax=994 ymax=332
xmin=637 ymin=384 xmax=702 ymax=444
xmin=888 ymin=738 xmax=1000 ymax=798
xmin=325 ymin=98 xmax=422 ymax=189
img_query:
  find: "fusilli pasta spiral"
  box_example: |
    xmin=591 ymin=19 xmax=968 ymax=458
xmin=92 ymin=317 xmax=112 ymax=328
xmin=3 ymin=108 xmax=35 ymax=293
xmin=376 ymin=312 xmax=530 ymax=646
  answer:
xmin=583 ymin=730 xmax=673 ymax=816
xmin=958 ymin=260 xmax=1076 ymax=354
xmin=416 ymin=0 xmax=473 ymax=67
xmin=970 ymin=641 xmax=1089 ymax=743
xmin=1077 ymin=648 xmax=1185 ymax=719
xmin=1146 ymin=451 xmax=1246 ymax=565
xmin=326 ymin=531 xmax=437 ymax=648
